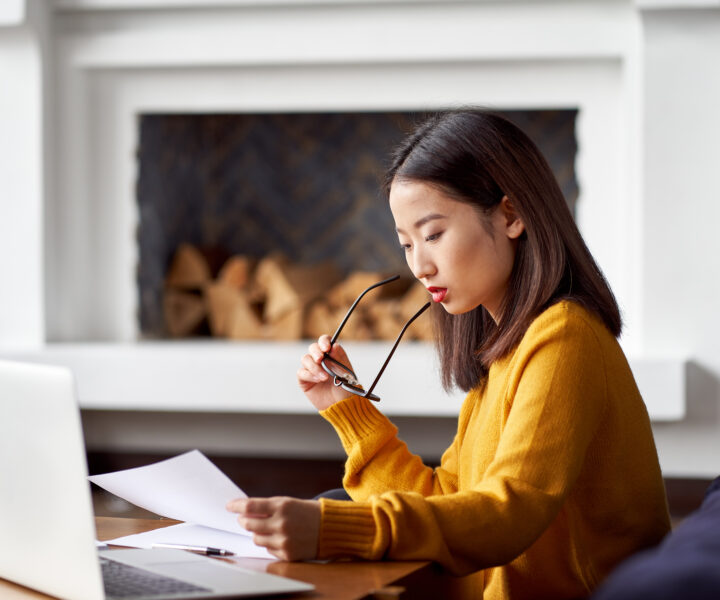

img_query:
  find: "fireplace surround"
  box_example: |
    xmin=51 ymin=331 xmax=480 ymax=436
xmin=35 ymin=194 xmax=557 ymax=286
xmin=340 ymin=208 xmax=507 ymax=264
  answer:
xmin=2 ymin=0 xmax=701 ymax=463
xmin=51 ymin=6 xmax=636 ymax=339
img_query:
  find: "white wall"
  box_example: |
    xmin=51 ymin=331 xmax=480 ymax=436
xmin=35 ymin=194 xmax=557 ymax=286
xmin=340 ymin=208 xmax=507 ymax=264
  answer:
xmin=641 ymin=7 xmax=720 ymax=477
xmin=0 ymin=0 xmax=46 ymax=349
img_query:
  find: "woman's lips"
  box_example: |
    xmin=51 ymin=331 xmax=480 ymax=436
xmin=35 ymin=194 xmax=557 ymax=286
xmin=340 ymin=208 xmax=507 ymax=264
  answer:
xmin=427 ymin=287 xmax=447 ymax=303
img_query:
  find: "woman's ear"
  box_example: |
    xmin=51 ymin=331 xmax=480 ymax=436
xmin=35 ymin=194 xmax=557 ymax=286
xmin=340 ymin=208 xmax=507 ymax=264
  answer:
xmin=500 ymin=195 xmax=525 ymax=240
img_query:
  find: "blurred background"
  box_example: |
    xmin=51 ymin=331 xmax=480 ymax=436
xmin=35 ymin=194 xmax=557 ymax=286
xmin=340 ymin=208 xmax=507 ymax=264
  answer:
xmin=1 ymin=0 xmax=719 ymax=521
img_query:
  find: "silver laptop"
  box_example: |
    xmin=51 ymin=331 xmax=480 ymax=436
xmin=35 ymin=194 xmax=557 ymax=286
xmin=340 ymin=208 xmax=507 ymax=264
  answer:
xmin=0 ymin=359 xmax=314 ymax=600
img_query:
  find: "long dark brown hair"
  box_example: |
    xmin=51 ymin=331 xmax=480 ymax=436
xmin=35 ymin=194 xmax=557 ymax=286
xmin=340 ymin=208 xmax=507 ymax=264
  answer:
xmin=384 ymin=110 xmax=621 ymax=392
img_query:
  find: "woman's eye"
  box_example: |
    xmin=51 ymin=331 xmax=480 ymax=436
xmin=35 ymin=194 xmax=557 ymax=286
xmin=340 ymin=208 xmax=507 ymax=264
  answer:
xmin=425 ymin=232 xmax=443 ymax=242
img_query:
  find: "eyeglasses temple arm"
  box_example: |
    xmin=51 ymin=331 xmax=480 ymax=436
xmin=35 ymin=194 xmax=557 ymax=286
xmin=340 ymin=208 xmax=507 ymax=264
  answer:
xmin=329 ymin=274 xmax=400 ymax=345
xmin=365 ymin=301 xmax=431 ymax=398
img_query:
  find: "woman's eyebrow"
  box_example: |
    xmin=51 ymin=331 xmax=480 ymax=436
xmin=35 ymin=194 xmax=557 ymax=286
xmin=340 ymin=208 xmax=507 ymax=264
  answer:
xmin=395 ymin=213 xmax=447 ymax=234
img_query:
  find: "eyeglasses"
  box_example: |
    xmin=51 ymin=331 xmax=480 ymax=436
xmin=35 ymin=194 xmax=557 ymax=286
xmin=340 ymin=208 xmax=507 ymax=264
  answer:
xmin=321 ymin=275 xmax=431 ymax=402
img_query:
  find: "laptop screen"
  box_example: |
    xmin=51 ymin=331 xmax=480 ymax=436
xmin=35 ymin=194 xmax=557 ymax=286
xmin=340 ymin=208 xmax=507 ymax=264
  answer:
xmin=0 ymin=360 xmax=107 ymax=600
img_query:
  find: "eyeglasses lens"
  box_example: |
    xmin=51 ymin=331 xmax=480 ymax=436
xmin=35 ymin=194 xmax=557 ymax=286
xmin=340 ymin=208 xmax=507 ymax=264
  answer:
xmin=324 ymin=357 xmax=360 ymax=387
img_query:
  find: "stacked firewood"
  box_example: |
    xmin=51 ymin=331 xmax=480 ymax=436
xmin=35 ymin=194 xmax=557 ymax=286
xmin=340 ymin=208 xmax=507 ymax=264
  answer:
xmin=163 ymin=244 xmax=433 ymax=341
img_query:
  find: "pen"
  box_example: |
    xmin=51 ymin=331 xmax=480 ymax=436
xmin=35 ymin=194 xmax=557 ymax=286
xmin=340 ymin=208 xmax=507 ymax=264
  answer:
xmin=152 ymin=542 xmax=235 ymax=557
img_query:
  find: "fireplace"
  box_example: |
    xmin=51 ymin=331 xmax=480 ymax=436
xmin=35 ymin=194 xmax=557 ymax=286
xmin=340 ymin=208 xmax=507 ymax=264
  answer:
xmin=136 ymin=109 xmax=578 ymax=338
xmin=42 ymin=0 xmax=641 ymax=348
xmin=0 ymin=0 xmax=688 ymax=433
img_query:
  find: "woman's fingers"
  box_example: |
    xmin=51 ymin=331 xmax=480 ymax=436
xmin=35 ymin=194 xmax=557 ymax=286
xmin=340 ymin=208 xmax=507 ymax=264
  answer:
xmin=227 ymin=497 xmax=273 ymax=515
xmin=317 ymin=335 xmax=332 ymax=353
xmin=328 ymin=343 xmax=350 ymax=368
xmin=251 ymin=535 xmax=292 ymax=562
xmin=226 ymin=497 xmax=321 ymax=562
xmin=243 ymin=497 xmax=280 ymax=515
xmin=239 ymin=516 xmax=276 ymax=535
xmin=297 ymin=367 xmax=328 ymax=395
xmin=250 ymin=533 xmax=279 ymax=553
xmin=298 ymin=336 xmax=354 ymax=410
xmin=306 ymin=343 xmax=325 ymax=363
xmin=300 ymin=354 xmax=328 ymax=381
xmin=306 ymin=336 xmax=335 ymax=364
xmin=227 ymin=498 xmax=274 ymax=536
xmin=296 ymin=367 xmax=314 ymax=392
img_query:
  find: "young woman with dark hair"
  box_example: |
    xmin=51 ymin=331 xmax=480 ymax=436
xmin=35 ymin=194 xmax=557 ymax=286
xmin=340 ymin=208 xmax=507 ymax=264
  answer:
xmin=227 ymin=110 xmax=670 ymax=599
xmin=383 ymin=111 xmax=622 ymax=392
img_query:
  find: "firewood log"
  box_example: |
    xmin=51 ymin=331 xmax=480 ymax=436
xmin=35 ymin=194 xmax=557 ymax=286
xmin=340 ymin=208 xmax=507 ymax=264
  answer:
xmin=326 ymin=271 xmax=384 ymax=308
xmin=367 ymin=299 xmax=403 ymax=341
xmin=165 ymin=244 xmax=211 ymax=289
xmin=306 ymin=300 xmax=378 ymax=341
xmin=400 ymin=282 xmax=434 ymax=341
xmin=165 ymin=244 xmax=230 ymax=290
xmin=163 ymin=290 xmax=206 ymax=337
xmin=227 ymin=296 xmax=264 ymax=340
xmin=304 ymin=300 xmax=336 ymax=340
xmin=326 ymin=272 xmax=414 ymax=309
xmin=264 ymin=306 xmax=303 ymax=340
xmin=254 ymin=255 xmax=341 ymax=323
xmin=205 ymin=282 xmax=262 ymax=339
xmin=409 ymin=314 xmax=434 ymax=341
xmin=217 ymin=255 xmax=254 ymax=290
xmin=400 ymin=282 xmax=430 ymax=318
xmin=252 ymin=254 xmax=292 ymax=318
xmin=332 ymin=306 xmax=373 ymax=341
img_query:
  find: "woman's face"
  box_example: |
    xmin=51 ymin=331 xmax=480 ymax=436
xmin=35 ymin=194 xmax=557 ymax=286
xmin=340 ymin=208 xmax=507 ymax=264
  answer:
xmin=389 ymin=180 xmax=524 ymax=321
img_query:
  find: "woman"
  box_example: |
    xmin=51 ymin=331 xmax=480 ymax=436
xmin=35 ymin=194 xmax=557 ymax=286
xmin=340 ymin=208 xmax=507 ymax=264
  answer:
xmin=227 ymin=110 xmax=670 ymax=599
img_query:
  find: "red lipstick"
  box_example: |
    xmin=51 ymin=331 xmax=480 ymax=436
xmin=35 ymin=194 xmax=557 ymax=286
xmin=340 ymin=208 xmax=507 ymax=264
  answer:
xmin=427 ymin=287 xmax=447 ymax=303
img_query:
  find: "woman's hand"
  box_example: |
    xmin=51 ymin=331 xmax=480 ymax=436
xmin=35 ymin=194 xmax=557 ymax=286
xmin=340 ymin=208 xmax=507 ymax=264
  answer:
xmin=297 ymin=335 xmax=355 ymax=411
xmin=226 ymin=496 xmax=321 ymax=562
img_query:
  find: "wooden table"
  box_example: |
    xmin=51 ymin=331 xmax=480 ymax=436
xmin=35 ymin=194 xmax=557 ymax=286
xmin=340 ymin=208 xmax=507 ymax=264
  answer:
xmin=0 ymin=517 xmax=468 ymax=600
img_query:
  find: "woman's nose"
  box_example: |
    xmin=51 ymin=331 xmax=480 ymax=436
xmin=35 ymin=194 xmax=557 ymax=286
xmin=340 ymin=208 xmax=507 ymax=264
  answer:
xmin=410 ymin=248 xmax=436 ymax=281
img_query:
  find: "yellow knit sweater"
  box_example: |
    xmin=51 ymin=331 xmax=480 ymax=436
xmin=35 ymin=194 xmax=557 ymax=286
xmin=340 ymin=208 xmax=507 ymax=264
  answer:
xmin=317 ymin=300 xmax=670 ymax=600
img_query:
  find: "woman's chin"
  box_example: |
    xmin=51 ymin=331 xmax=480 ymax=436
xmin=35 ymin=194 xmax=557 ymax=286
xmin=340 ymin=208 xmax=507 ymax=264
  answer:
xmin=444 ymin=301 xmax=484 ymax=316
xmin=441 ymin=302 xmax=464 ymax=315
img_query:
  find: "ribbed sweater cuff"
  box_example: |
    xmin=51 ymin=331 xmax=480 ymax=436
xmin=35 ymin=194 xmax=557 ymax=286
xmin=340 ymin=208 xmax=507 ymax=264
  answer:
xmin=318 ymin=499 xmax=377 ymax=560
xmin=319 ymin=395 xmax=395 ymax=452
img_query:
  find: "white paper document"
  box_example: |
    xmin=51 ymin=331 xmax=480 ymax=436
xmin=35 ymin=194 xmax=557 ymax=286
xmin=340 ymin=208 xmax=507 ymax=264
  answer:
xmin=108 ymin=523 xmax=272 ymax=559
xmin=89 ymin=449 xmax=272 ymax=559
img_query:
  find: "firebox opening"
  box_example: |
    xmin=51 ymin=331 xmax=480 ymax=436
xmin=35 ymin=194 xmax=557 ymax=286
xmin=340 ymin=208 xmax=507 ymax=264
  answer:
xmin=136 ymin=110 xmax=578 ymax=339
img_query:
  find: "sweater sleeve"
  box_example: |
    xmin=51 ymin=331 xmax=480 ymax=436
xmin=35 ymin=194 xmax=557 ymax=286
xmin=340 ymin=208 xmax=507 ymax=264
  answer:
xmin=318 ymin=310 xmax=608 ymax=575
xmin=320 ymin=392 xmax=463 ymax=500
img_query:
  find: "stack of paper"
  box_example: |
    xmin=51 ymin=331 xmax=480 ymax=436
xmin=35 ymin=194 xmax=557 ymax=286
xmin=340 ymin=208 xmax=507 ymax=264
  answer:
xmin=89 ymin=450 xmax=273 ymax=559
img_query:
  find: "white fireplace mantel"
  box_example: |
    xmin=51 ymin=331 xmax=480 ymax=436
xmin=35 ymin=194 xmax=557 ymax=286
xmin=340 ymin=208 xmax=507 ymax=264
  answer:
xmin=5 ymin=0 xmax=720 ymax=474
xmin=3 ymin=0 xmax=651 ymax=340
xmin=48 ymin=0 xmax=645 ymax=343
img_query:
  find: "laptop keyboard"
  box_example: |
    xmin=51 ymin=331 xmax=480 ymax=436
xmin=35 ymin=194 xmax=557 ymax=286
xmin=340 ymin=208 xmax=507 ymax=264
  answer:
xmin=101 ymin=557 xmax=212 ymax=598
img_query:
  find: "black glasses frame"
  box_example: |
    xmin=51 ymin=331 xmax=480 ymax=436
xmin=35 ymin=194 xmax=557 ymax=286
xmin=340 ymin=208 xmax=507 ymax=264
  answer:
xmin=320 ymin=275 xmax=431 ymax=402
